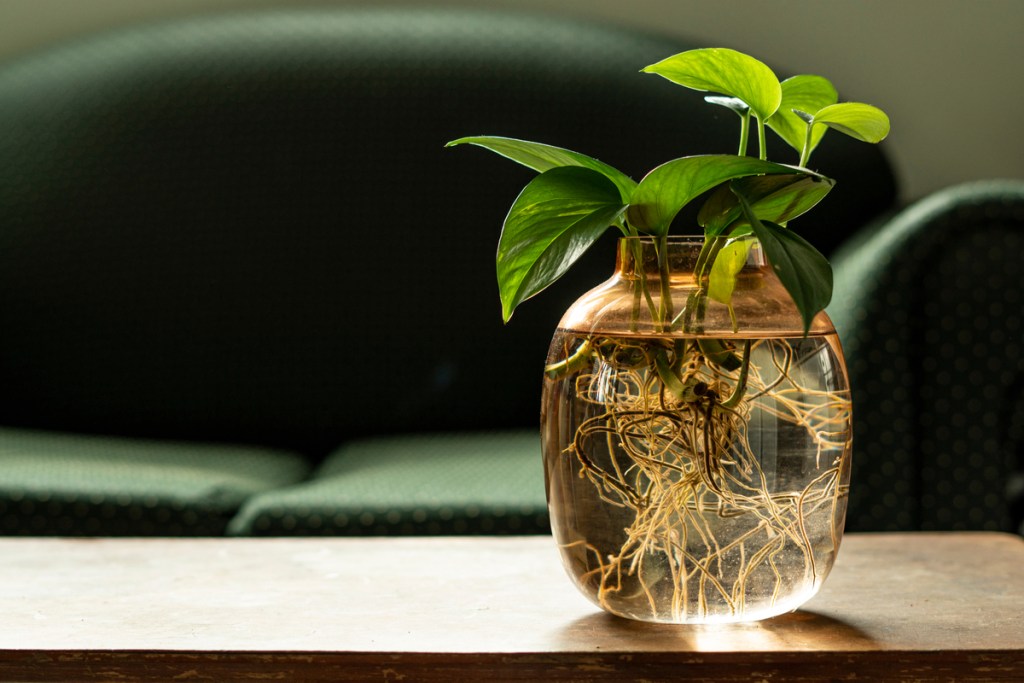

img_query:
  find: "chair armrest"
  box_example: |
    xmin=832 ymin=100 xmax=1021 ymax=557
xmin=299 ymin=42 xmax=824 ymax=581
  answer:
xmin=829 ymin=180 xmax=1024 ymax=533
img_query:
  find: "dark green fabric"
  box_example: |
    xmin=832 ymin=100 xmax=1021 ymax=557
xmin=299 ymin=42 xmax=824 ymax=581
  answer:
xmin=829 ymin=180 xmax=1024 ymax=534
xmin=0 ymin=428 xmax=309 ymax=536
xmin=228 ymin=431 xmax=547 ymax=536
xmin=0 ymin=8 xmax=898 ymax=460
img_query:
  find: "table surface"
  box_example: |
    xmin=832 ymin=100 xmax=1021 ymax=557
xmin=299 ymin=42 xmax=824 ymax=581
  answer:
xmin=1 ymin=532 xmax=1022 ymax=681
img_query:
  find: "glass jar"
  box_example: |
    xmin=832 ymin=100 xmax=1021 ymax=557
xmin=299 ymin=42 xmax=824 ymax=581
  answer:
xmin=541 ymin=236 xmax=852 ymax=623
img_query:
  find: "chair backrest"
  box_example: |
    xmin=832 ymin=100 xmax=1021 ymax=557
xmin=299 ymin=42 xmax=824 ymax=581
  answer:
xmin=0 ymin=8 xmax=898 ymax=457
xmin=831 ymin=180 xmax=1024 ymax=534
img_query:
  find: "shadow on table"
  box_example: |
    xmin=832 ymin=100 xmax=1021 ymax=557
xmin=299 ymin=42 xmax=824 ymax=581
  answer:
xmin=553 ymin=609 xmax=879 ymax=651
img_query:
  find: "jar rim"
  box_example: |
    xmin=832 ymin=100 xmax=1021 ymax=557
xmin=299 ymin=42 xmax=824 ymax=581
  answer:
xmin=618 ymin=235 xmax=705 ymax=243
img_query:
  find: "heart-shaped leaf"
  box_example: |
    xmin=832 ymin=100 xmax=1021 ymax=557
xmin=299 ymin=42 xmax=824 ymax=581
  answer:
xmin=446 ymin=136 xmax=636 ymax=202
xmin=697 ymin=173 xmax=835 ymax=236
xmin=708 ymin=238 xmax=754 ymax=331
xmin=810 ymin=103 xmax=890 ymax=143
xmin=742 ymin=216 xmax=832 ymax=336
xmin=627 ymin=155 xmax=806 ymax=236
xmin=750 ymin=220 xmax=832 ymax=335
xmin=767 ymin=75 xmax=838 ymax=155
xmin=498 ymin=167 xmax=626 ymax=322
xmin=642 ymin=48 xmax=781 ymax=121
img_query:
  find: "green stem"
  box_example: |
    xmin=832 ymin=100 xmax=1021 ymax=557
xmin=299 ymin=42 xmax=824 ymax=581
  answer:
xmin=628 ymin=238 xmax=643 ymax=332
xmin=721 ymin=340 xmax=753 ymax=408
xmin=655 ymin=234 xmax=674 ymax=332
xmin=655 ymin=348 xmax=687 ymax=400
xmin=738 ymin=111 xmax=751 ymax=156
xmin=756 ymin=116 xmax=768 ymax=161
xmin=697 ymin=338 xmax=742 ymax=371
xmin=545 ymin=339 xmax=593 ymax=379
xmin=692 ymin=235 xmax=718 ymax=280
xmin=630 ymin=271 xmax=642 ymax=333
xmin=626 ymin=238 xmax=659 ymax=328
xmin=682 ymin=236 xmax=744 ymax=371
xmin=799 ymin=122 xmax=814 ymax=167
xmin=680 ymin=235 xmax=726 ymax=333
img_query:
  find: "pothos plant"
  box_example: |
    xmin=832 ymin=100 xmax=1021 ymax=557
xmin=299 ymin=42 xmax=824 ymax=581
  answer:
xmin=449 ymin=48 xmax=890 ymax=623
xmin=447 ymin=48 xmax=890 ymax=336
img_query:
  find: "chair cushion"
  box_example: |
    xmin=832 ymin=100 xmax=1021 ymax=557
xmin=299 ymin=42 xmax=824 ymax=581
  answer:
xmin=0 ymin=428 xmax=310 ymax=536
xmin=228 ymin=431 xmax=548 ymax=536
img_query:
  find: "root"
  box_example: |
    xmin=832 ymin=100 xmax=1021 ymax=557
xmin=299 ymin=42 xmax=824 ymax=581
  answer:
xmin=551 ymin=334 xmax=852 ymax=622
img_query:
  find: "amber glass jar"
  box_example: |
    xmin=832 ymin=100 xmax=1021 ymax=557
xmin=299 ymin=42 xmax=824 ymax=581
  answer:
xmin=541 ymin=236 xmax=852 ymax=623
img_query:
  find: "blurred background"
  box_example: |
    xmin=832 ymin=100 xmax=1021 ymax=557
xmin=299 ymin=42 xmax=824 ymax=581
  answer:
xmin=0 ymin=0 xmax=1020 ymax=540
xmin=1 ymin=0 xmax=1022 ymax=203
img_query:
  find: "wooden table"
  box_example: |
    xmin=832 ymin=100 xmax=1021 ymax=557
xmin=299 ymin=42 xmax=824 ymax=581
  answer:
xmin=0 ymin=532 xmax=1021 ymax=681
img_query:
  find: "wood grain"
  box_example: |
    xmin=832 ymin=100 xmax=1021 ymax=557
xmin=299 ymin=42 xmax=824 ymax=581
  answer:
xmin=1 ymin=533 xmax=1021 ymax=681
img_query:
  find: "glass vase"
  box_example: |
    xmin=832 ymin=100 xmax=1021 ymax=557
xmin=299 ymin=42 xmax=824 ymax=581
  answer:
xmin=541 ymin=236 xmax=852 ymax=624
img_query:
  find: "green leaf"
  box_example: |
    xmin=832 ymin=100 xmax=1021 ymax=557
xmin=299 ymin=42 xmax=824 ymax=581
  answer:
xmin=739 ymin=209 xmax=833 ymax=336
xmin=627 ymin=155 xmax=805 ymax=236
xmin=445 ymin=135 xmax=636 ymax=202
xmin=811 ymin=103 xmax=890 ymax=143
xmin=708 ymin=238 xmax=753 ymax=331
xmin=497 ymin=167 xmax=626 ymax=322
xmin=767 ymin=75 xmax=838 ymax=155
xmin=642 ymin=48 xmax=781 ymax=121
xmin=697 ymin=173 xmax=835 ymax=236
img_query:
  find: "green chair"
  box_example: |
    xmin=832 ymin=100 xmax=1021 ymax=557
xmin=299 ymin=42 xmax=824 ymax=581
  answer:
xmin=830 ymin=180 xmax=1024 ymax=535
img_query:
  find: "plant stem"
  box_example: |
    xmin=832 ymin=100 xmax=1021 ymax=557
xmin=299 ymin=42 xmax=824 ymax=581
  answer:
xmin=692 ymin=235 xmax=718 ymax=280
xmin=628 ymin=238 xmax=643 ymax=332
xmin=756 ymin=116 xmax=768 ymax=161
xmin=545 ymin=339 xmax=593 ymax=379
xmin=721 ymin=340 xmax=752 ymax=408
xmin=799 ymin=122 xmax=813 ymax=167
xmin=680 ymin=235 xmax=726 ymax=334
xmin=655 ymin=235 xmax=674 ymax=332
xmin=627 ymin=238 xmax=660 ymax=328
xmin=630 ymin=272 xmax=642 ymax=333
xmin=738 ymin=111 xmax=751 ymax=156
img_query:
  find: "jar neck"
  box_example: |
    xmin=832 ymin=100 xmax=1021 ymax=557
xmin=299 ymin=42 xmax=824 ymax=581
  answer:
xmin=614 ymin=236 xmax=767 ymax=280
